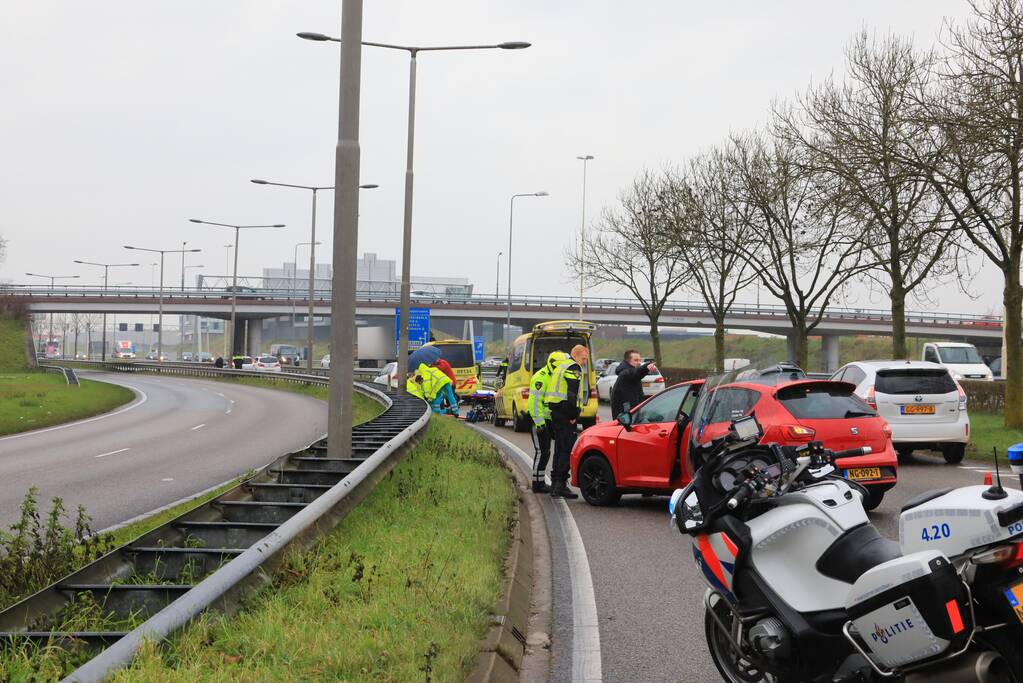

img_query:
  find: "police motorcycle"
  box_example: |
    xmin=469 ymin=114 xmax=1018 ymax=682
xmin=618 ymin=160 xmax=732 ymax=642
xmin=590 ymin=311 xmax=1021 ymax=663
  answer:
xmin=669 ymin=369 xmax=1023 ymax=683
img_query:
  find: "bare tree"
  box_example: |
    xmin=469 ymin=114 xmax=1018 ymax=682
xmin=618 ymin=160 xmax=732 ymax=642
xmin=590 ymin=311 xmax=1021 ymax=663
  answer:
xmin=908 ymin=0 xmax=1023 ymax=425
xmin=778 ymin=32 xmax=958 ymax=359
xmin=660 ymin=151 xmax=758 ymax=371
xmin=726 ymin=133 xmax=876 ymax=368
xmin=566 ymin=170 xmax=689 ymax=366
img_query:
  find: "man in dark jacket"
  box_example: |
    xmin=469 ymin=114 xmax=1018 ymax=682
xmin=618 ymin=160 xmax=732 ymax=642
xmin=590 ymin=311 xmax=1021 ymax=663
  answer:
xmin=611 ymin=349 xmax=657 ymax=418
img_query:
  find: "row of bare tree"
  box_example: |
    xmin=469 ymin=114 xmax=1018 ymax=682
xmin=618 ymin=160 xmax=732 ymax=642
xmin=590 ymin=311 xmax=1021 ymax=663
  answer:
xmin=568 ymin=0 xmax=1023 ymax=427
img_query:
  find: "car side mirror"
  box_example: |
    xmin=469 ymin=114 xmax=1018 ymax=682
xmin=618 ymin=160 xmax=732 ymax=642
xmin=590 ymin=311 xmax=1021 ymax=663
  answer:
xmin=617 ymin=411 xmax=632 ymax=431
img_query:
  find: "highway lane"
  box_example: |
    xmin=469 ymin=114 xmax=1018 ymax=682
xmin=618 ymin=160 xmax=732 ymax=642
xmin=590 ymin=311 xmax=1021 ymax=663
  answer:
xmin=478 ymin=404 xmax=1004 ymax=682
xmin=0 ymin=371 xmax=326 ymax=532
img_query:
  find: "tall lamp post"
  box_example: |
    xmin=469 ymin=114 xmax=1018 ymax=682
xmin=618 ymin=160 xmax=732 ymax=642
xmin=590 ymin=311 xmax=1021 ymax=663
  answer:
xmin=123 ymin=245 xmax=201 ymax=361
xmin=505 ymin=192 xmax=549 ymax=352
xmin=298 ymin=31 xmax=530 ymax=393
xmin=25 ymin=273 xmax=80 ymax=353
xmin=291 ymin=240 xmax=319 ymax=334
xmin=576 ymin=155 xmax=594 ymax=320
xmin=250 ymin=179 xmax=378 ymax=369
xmin=495 ymin=251 xmax=502 ymax=298
xmin=189 ymin=219 xmax=284 ymax=357
xmin=72 ymin=260 xmax=139 ymax=361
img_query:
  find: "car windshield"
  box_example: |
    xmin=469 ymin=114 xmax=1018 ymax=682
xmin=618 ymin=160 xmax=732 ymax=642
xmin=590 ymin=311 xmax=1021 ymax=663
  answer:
xmin=937 ymin=346 xmax=983 ymax=364
xmin=433 ymin=343 xmax=474 ymax=367
xmin=875 ymin=369 xmax=956 ymax=395
xmin=776 ymin=384 xmax=875 ymax=419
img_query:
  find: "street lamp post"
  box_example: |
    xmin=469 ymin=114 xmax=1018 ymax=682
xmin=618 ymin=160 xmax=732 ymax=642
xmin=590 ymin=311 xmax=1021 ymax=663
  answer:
xmin=72 ymin=260 xmax=139 ymax=361
xmin=250 ymin=179 xmax=377 ymax=369
xmin=495 ymin=251 xmax=502 ymax=298
xmin=505 ymin=192 xmax=549 ymax=352
xmin=576 ymin=155 xmax=594 ymax=320
xmin=189 ymin=219 xmax=285 ymax=358
xmin=298 ymin=31 xmax=530 ymax=393
xmin=25 ymin=273 xmax=80 ymax=354
xmin=123 ymin=246 xmax=201 ymax=361
xmin=291 ymin=240 xmax=320 ymax=335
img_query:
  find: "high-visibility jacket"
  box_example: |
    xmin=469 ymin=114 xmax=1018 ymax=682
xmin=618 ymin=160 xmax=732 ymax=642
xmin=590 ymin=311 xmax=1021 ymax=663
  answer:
xmin=543 ymin=359 xmax=585 ymax=409
xmin=527 ymin=366 xmax=554 ymax=426
xmin=406 ymin=374 xmax=426 ymax=399
xmin=416 ymin=363 xmax=452 ymax=401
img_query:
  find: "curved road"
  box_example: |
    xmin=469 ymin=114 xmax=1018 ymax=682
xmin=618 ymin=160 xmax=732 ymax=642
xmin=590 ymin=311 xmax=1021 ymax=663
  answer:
xmin=0 ymin=371 xmax=326 ymax=532
xmin=478 ymin=405 xmax=1008 ymax=682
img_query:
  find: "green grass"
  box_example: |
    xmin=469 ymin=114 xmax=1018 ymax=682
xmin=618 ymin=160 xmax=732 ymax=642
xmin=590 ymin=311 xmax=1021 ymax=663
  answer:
xmin=0 ymin=373 xmax=134 ymax=436
xmin=113 ymin=416 xmax=516 ymax=682
xmin=0 ymin=317 xmax=29 ymax=373
xmin=966 ymin=412 xmax=1023 ymax=463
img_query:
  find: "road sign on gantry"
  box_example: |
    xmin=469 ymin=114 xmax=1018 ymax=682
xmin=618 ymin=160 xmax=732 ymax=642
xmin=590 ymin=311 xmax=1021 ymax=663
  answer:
xmin=395 ymin=307 xmax=431 ymax=355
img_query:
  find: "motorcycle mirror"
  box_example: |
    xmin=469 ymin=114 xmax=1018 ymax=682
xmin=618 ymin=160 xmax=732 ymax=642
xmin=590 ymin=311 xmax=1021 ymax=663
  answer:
xmin=731 ymin=415 xmax=762 ymax=441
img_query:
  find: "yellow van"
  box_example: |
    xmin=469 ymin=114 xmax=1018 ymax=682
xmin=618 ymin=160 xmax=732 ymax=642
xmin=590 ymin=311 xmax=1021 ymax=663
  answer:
xmin=421 ymin=340 xmax=480 ymax=398
xmin=494 ymin=320 xmax=599 ymax=431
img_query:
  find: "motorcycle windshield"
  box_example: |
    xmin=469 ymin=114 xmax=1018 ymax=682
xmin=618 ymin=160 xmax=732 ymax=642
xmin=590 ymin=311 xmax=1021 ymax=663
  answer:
xmin=687 ymin=361 xmax=805 ymax=469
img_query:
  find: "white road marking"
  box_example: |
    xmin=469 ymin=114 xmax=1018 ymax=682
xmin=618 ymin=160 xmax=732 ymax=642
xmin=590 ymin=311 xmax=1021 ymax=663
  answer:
xmin=475 ymin=427 xmax=603 ymax=682
xmin=161 ymin=477 xmax=174 ymax=482
xmin=225 ymin=409 xmax=232 ymax=415
xmin=0 ymin=386 xmax=149 ymax=443
xmin=215 ymin=392 xmax=225 ymax=398
xmin=191 ymin=423 xmax=206 ymax=431
xmin=94 ymin=448 xmax=130 ymax=459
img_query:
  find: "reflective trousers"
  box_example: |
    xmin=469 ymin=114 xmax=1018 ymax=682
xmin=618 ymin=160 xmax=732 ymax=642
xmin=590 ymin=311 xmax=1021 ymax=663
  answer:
xmin=530 ymin=422 xmax=553 ymax=485
xmin=549 ymin=416 xmax=578 ymax=484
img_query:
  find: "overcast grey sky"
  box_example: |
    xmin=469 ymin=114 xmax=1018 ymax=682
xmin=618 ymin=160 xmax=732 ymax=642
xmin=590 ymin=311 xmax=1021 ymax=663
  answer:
xmin=0 ymin=1 xmax=1000 ymax=315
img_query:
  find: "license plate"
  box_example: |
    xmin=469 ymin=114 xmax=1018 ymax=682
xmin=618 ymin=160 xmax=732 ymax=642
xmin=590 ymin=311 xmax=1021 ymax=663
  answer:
xmin=900 ymin=405 xmax=936 ymax=415
xmin=847 ymin=467 xmax=881 ymax=480
xmin=1004 ymin=578 xmax=1023 ymax=624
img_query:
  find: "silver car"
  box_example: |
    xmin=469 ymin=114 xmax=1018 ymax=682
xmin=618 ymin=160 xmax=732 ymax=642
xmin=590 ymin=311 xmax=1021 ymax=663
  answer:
xmin=831 ymin=360 xmax=969 ymax=463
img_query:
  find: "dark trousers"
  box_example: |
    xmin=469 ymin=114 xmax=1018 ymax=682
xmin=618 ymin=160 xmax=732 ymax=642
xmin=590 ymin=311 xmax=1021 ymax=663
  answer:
xmin=530 ymin=422 xmax=553 ymax=485
xmin=550 ymin=417 xmax=578 ymax=484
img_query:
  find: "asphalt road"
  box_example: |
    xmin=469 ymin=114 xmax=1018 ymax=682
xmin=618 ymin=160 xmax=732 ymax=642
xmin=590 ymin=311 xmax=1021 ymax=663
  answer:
xmin=0 ymin=371 xmax=327 ymax=532
xmin=477 ymin=404 xmax=1011 ymax=683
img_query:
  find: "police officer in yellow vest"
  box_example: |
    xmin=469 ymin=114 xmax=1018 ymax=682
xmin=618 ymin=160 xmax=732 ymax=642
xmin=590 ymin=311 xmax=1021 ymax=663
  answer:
xmin=527 ymin=351 xmax=569 ymax=493
xmin=543 ymin=344 xmax=589 ymax=499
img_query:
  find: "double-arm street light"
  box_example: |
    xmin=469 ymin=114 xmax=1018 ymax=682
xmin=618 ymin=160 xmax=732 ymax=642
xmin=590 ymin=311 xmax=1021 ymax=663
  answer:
xmin=291 ymin=240 xmax=320 ymax=334
xmin=298 ymin=30 xmax=530 ymax=393
xmin=250 ymin=179 xmax=378 ymax=369
xmin=506 ymin=192 xmax=549 ymax=352
xmin=123 ymin=245 xmax=200 ymax=361
xmin=189 ymin=219 xmax=285 ymax=358
xmin=25 ymin=272 xmax=80 ymax=351
xmin=576 ymin=155 xmax=594 ymax=320
xmin=72 ymin=260 xmax=139 ymax=360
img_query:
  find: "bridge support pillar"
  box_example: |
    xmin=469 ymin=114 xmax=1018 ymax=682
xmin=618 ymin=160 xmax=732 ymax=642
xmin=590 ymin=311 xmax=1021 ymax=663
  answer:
xmin=247 ymin=320 xmax=263 ymax=356
xmin=231 ymin=320 xmax=245 ymax=357
xmin=822 ymin=335 xmax=840 ymax=374
xmin=785 ymin=335 xmax=798 ymax=363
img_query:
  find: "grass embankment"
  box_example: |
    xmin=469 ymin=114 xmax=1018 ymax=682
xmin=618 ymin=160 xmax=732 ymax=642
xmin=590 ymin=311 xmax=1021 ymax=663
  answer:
xmin=965 ymin=412 xmax=1023 ymax=463
xmin=0 ymin=373 xmax=134 ymax=437
xmin=113 ymin=417 xmax=515 ymax=682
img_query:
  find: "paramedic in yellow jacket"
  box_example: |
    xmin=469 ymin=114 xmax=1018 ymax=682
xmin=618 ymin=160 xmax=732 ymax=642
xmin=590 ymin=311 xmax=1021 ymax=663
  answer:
xmin=406 ymin=362 xmax=458 ymax=415
xmin=526 ymin=351 xmax=569 ymax=493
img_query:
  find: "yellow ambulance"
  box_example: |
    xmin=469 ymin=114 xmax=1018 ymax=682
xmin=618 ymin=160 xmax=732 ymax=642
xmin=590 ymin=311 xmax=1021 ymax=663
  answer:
xmin=421 ymin=339 xmax=481 ymax=398
xmin=494 ymin=320 xmax=599 ymax=431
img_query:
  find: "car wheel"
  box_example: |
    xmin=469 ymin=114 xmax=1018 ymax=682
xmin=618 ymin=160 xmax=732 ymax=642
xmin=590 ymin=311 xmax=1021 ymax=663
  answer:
xmin=896 ymin=446 xmax=913 ymax=460
xmin=941 ymin=443 xmax=966 ymax=464
xmin=512 ymin=404 xmax=530 ymax=433
xmin=578 ymin=455 xmax=620 ymax=506
xmin=491 ymin=408 xmax=506 ymax=428
xmin=862 ymin=488 xmax=884 ymax=512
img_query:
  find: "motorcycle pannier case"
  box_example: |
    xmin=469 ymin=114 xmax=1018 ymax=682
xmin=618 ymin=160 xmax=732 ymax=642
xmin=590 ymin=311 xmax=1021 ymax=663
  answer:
xmin=844 ymin=550 xmax=971 ymax=671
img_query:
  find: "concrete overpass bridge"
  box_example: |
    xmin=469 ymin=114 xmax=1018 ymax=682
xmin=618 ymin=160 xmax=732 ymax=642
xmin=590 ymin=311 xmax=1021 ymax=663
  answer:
xmin=5 ymin=285 xmax=1004 ymax=369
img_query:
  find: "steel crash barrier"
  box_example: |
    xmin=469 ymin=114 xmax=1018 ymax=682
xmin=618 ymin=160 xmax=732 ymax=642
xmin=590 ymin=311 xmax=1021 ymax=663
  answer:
xmin=0 ymin=361 xmax=430 ymax=682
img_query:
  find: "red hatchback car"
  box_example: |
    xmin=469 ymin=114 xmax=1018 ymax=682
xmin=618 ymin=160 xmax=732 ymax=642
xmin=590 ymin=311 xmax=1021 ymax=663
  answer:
xmin=570 ymin=377 xmax=898 ymax=510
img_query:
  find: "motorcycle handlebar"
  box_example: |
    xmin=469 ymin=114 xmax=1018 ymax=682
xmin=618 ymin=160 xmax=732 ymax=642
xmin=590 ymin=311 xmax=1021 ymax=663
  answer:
xmin=830 ymin=446 xmax=872 ymax=459
xmin=726 ymin=482 xmax=753 ymax=510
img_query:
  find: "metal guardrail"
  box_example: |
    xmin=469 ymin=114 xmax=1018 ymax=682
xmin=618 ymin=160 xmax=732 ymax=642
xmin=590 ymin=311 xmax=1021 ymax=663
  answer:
xmin=39 ymin=364 xmax=79 ymax=385
xmin=0 ymin=284 xmax=1004 ymax=327
xmin=0 ymin=362 xmax=430 ymax=682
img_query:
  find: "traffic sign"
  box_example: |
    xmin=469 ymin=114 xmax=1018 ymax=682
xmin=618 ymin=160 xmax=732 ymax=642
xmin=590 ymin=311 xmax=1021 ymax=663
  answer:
xmin=473 ymin=335 xmax=485 ymax=362
xmin=395 ymin=307 xmax=431 ymax=355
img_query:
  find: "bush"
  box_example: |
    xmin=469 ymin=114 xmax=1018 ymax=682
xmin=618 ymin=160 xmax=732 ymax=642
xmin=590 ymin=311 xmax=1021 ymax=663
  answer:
xmin=0 ymin=296 xmax=29 ymax=323
xmin=961 ymin=379 xmax=1004 ymax=414
xmin=660 ymin=367 xmax=713 ymax=385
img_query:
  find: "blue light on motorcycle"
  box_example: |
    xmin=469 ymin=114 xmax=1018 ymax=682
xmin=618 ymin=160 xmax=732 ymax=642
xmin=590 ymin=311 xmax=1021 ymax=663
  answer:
xmin=669 ymin=488 xmax=684 ymax=516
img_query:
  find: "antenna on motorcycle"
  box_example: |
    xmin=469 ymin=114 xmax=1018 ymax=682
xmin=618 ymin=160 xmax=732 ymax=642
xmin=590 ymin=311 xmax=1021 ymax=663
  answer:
xmin=983 ymin=447 xmax=1008 ymax=501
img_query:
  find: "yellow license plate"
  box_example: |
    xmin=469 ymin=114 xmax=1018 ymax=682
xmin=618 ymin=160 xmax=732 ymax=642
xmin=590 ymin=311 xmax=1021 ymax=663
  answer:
xmin=847 ymin=467 xmax=881 ymax=480
xmin=901 ymin=405 xmax=936 ymax=415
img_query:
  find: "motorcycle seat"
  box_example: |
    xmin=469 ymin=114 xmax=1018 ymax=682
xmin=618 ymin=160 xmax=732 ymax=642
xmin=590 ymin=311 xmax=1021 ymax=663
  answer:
xmin=900 ymin=487 xmax=953 ymax=513
xmin=815 ymin=523 xmax=902 ymax=585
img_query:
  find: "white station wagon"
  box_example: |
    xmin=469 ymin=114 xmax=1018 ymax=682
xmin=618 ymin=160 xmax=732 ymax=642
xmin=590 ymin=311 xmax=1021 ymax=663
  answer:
xmin=830 ymin=360 xmax=969 ymax=464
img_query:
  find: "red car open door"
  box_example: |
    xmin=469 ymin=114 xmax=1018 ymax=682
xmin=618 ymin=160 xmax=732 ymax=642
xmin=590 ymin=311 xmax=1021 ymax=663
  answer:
xmin=615 ymin=384 xmax=697 ymax=489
